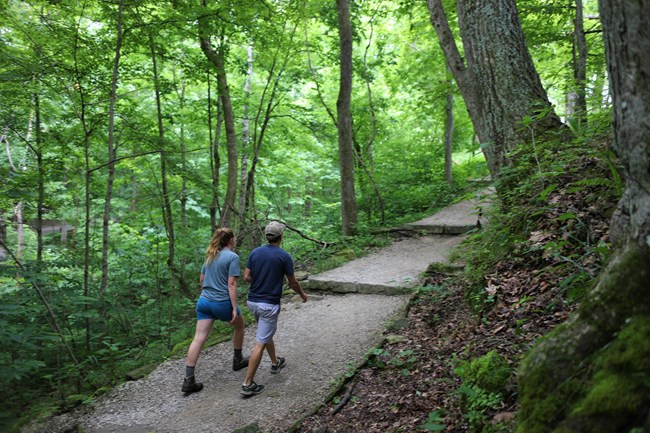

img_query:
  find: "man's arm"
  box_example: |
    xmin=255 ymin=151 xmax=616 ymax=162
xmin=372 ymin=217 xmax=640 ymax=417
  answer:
xmin=287 ymin=274 xmax=308 ymax=303
xmin=244 ymin=267 xmax=252 ymax=283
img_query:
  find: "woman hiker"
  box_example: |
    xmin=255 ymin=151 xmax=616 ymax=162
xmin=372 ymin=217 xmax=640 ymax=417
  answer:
xmin=182 ymin=227 xmax=249 ymax=394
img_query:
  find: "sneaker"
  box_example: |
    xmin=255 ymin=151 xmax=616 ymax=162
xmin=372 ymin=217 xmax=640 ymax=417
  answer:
xmin=233 ymin=356 xmax=249 ymax=371
xmin=270 ymin=357 xmax=286 ymax=374
xmin=181 ymin=376 xmax=203 ymax=394
xmin=240 ymin=381 xmax=265 ymax=396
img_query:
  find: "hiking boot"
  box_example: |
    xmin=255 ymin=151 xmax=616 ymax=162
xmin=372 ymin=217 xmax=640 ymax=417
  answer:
xmin=240 ymin=381 xmax=265 ymax=396
xmin=270 ymin=357 xmax=286 ymax=374
xmin=182 ymin=376 xmax=203 ymax=394
xmin=233 ymin=356 xmax=249 ymax=371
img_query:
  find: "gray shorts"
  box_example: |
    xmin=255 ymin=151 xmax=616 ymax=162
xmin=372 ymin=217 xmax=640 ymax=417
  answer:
xmin=247 ymin=301 xmax=281 ymax=344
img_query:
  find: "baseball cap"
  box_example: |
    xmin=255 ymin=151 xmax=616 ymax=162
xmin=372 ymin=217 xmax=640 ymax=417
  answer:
xmin=264 ymin=221 xmax=286 ymax=239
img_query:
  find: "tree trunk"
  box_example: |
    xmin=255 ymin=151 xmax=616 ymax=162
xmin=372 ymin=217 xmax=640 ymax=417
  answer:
xmin=207 ymin=70 xmax=222 ymax=232
xmin=100 ymin=0 xmax=124 ymax=297
xmin=337 ymin=0 xmax=358 ymax=236
xmin=444 ymin=71 xmax=454 ymax=185
xmin=239 ymin=43 xmax=253 ymax=225
xmin=0 ymin=211 xmax=5 ymax=262
xmin=517 ymin=2 xmax=650 ymax=432
xmin=199 ymin=9 xmax=238 ymax=228
xmin=572 ymin=0 xmax=588 ymax=128
xmin=150 ymin=32 xmax=193 ymax=300
xmin=427 ymin=0 xmax=563 ymax=179
xmin=35 ymin=93 xmax=44 ymax=263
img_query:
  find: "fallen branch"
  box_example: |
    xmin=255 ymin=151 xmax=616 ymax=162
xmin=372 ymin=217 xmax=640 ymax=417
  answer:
xmin=331 ymin=379 xmax=356 ymax=416
xmin=279 ymin=221 xmax=334 ymax=248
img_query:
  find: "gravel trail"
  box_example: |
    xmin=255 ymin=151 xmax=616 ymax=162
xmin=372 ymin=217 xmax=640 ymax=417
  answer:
xmin=25 ymin=293 xmax=409 ymax=433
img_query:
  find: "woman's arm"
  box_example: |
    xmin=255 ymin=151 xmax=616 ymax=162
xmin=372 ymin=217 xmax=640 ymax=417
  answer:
xmin=228 ymin=275 xmax=239 ymax=323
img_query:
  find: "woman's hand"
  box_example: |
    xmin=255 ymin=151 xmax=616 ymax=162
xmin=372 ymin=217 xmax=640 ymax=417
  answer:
xmin=230 ymin=308 xmax=238 ymax=324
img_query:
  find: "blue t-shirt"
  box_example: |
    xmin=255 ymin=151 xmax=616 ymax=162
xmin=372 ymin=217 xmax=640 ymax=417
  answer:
xmin=246 ymin=244 xmax=294 ymax=305
xmin=200 ymin=249 xmax=240 ymax=302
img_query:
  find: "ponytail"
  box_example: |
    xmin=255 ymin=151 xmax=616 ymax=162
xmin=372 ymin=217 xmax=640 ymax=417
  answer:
xmin=205 ymin=227 xmax=234 ymax=264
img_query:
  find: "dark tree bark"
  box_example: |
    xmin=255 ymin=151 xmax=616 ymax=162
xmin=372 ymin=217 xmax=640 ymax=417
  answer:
xmin=336 ymin=0 xmax=358 ymax=236
xmin=199 ymin=7 xmax=238 ymax=228
xmin=517 ymin=2 xmax=650 ymax=432
xmin=427 ymin=0 xmax=563 ymax=179
xmin=34 ymin=94 xmax=44 ymax=263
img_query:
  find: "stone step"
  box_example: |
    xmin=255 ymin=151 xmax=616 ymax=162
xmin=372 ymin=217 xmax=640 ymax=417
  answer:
xmin=304 ymin=235 xmax=466 ymax=295
xmin=403 ymin=188 xmax=494 ymax=234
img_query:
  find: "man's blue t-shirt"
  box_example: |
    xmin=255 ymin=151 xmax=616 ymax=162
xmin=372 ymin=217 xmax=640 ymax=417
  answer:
xmin=200 ymin=249 xmax=240 ymax=302
xmin=246 ymin=244 xmax=294 ymax=305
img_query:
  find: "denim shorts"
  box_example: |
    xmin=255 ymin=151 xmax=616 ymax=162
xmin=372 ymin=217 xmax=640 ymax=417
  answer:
xmin=196 ymin=297 xmax=241 ymax=321
xmin=247 ymin=301 xmax=281 ymax=344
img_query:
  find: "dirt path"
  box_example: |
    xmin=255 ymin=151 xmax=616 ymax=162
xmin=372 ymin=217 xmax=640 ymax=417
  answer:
xmin=24 ymin=293 xmax=409 ymax=433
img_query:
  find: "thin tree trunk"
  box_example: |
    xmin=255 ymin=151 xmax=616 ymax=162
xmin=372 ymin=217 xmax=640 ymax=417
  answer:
xmin=444 ymin=70 xmax=454 ymax=185
xmin=199 ymin=7 xmax=238 ymax=228
xmin=206 ymin=68 xmax=221 ymax=231
xmin=337 ymin=0 xmax=358 ymax=236
xmin=572 ymin=0 xmax=588 ymax=127
xmin=100 ymin=0 xmax=125 ymax=297
xmin=239 ymin=43 xmax=253 ymax=224
xmin=244 ymin=20 xmax=298 ymax=230
xmin=361 ymin=11 xmax=385 ymax=224
xmin=0 ymin=130 xmax=9 ymax=261
xmin=35 ymin=94 xmax=44 ymax=262
xmin=72 ymin=4 xmax=94 ymax=352
xmin=150 ymin=32 xmax=193 ymax=300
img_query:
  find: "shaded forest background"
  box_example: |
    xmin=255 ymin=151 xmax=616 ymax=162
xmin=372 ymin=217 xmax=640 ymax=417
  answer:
xmin=3 ymin=0 xmax=646 ymax=432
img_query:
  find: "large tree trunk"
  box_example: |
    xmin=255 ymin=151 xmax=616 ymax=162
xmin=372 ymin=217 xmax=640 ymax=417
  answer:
xmin=517 ymin=2 xmax=650 ymax=432
xmin=336 ymin=0 xmax=358 ymax=236
xmin=427 ymin=0 xmax=563 ymax=179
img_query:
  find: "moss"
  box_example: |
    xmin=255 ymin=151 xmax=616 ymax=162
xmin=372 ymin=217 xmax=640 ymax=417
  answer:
xmin=572 ymin=374 xmax=644 ymax=416
xmin=460 ymin=351 xmax=511 ymax=394
xmin=517 ymin=243 xmax=650 ymax=433
xmin=560 ymin=316 xmax=650 ymax=433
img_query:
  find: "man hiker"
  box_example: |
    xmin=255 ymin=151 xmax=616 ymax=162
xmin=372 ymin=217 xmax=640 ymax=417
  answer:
xmin=240 ymin=221 xmax=308 ymax=396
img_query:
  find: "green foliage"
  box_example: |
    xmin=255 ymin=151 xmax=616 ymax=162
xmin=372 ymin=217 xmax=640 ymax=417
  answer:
xmin=367 ymin=347 xmax=417 ymax=377
xmin=454 ymin=351 xmax=512 ymax=433
xmin=419 ymin=409 xmax=447 ymax=432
